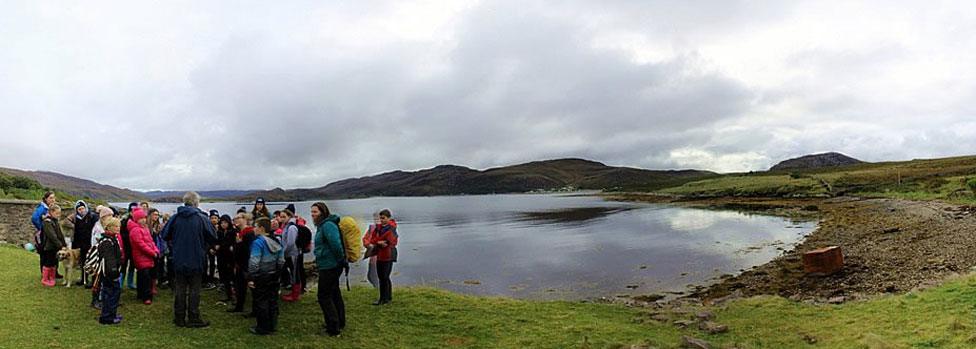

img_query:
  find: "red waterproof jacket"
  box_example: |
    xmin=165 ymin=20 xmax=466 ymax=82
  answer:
xmin=365 ymin=220 xmax=399 ymax=262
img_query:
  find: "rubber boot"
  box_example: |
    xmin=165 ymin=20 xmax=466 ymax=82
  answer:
xmin=125 ymin=267 xmax=136 ymax=290
xmin=42 ymin=267 xmax=56 ymax=287
xmin=282 ymin=284 xmax=301 ymax=302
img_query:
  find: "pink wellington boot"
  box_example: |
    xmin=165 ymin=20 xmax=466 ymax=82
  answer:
xmin=42 ymin=267 xmax=56 ymax=287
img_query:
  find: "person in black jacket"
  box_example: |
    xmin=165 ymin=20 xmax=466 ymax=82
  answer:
xmin=70 ymin=200 xmax=98 ymax=287
xmin=98 ymin=218 xmax=123 ymax=325
xmin=216 ymin=214 xmax=238 ymax=303
xmin=229 ymin=213 xmax=256 ymax=314
xmin=119 ymin=202 xmax=139 ymax=290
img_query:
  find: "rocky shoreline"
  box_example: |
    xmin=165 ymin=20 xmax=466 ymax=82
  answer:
xmin=602 ymin=193 xmax=976 ymax=305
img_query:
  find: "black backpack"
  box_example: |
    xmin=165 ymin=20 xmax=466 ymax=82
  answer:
xmin=295 ymin=224 xmax=312 ymax=253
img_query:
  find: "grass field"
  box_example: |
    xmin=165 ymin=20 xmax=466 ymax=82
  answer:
xmin=4 ymin=245 xmax=976 ymax=348
xmin=657 ymin=155 xmax=976 ymax=204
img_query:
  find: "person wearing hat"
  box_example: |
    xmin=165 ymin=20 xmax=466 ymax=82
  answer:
xmin=277 ymin=206 xmax=303 ymax=302
xmin=252 ymin=198 xmax=271 ymax=221
xmin=69 ymin=200 xmax=99 ymax=287
xmin=206 ymin=209 xmax=220 ymax=289
xmin=120 ymin=202 xmax=140 ymax=290
xmin=129 ymin=208 xmax=159 ymax=305
xmin=215 ymin=214 xmax=238 ymax=303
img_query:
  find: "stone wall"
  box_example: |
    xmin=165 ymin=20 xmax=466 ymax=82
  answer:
xmin=0 ymin=199 xmax=39 ymax=245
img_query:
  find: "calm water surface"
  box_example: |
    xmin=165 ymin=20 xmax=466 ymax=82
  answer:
xmin=129 ymin=194 xmax=816 ymax=300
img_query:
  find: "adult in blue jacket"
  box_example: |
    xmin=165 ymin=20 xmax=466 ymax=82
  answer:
xmin=311 ymin=202 xmax=346 ymax=337
xmin=160 ymin=192 xmax=217 ymax=328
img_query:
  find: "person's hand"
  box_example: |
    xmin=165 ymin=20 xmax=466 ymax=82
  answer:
xmin=378 ymin=241 xmax=388 ymax=247
xmin=215 ymin=245 xmax=220 ymax=251
xmin=367 ymin=244 xmax=375 ymax=249
xmin=248 ymin=281 xmax=255 ymax=289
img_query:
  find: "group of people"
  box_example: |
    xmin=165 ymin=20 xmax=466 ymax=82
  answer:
xmin=30 ymin=191 xmax=400 ymax=337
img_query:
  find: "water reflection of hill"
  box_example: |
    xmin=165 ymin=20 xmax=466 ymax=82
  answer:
xmin=517 ymin=206 xmax=635 ymax=224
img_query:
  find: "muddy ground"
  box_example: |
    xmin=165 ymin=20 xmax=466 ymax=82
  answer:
xmin=604 ymin=193 xmax=976 ymax=304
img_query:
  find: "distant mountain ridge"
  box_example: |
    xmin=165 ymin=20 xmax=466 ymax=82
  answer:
xmin=770 ymin=152 xmax=865 ymax=171
xmin=244 ymin=158 xmax=716 ymax=201
xmin=0 ymin=167 xmax=147 ymax=202
xmin=144 ymin=190 xmax=256 ymax=200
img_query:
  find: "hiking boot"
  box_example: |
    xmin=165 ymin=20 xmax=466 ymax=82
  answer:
xmin=320 ymin=328 xmax=340 ymax=337
xmin=185 ymin=319 xmax=210 ymax=328
xmin=100 ymin=318 xmax=122 ymax=325
xmin=249 ymin=326 xmax=272 ymax=336
xmin=173 ymin=318 xmax=186 ymax=327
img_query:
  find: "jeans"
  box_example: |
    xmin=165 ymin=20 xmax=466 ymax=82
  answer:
xmin=377 ymin=261 xmax=394 ymax=302
xmin=99 ymin=276 xmax=120 ymax=323
xmin=252 ymin=274 xmax=279 ymax=333
xmin=173 ymin=272 xmax=203 ymax=322
xmin=317 ymin=267 xmax=346 ymax=335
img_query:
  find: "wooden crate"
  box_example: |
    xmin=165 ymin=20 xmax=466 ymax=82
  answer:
xmin=802 ymin=246 xmax=844 ymax=275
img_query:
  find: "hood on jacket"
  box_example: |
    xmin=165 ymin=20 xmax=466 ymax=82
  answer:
xmin=74 ymin=200 xmax=89 ymax=219
xmin=318 ymin=214 xmax=341 ymax=227
xmin=176 ymin=205 xmax=203 ymax=218
xmin=131 ymin=208 xmax=147 ymax=222
xmin=219 ymin=214 xmax=233 ymax=229
xmin=261 ymin=235 xmax=282 ymax=254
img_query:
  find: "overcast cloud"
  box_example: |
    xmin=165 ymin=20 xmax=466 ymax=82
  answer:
xmin=2 ymin=1 xmax=975 ymax=191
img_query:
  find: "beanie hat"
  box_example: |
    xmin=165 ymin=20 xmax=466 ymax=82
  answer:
xmin=255 ymin=197 xmax=266 ymax=204
xmin=96 ymin=205 xmax=114 ymax=219
xmin=209 ymin=209 xmax=220 ymax=218
xmin=284 ymin=204 xmax=296 ymax=215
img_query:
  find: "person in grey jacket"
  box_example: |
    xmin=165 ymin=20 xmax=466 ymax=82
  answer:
xmin=277 ymin=206 xmax=303 ymax=302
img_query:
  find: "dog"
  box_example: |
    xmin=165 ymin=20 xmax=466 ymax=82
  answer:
xmin=56 ymin=248 xmax=82 ymax=287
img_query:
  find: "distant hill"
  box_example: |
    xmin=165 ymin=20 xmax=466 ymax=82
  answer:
xmin=770 ymin=152 xmax=865 ymax=172
xmin=0 ymin=167 xmax=147 ymax=202
xmin=243 ymin=158 xmax=716 ymax=201
xmin=144 ymin=190 xmax=256 ymax=201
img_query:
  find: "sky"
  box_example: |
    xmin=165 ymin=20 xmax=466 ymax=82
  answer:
xmin=2 ymin=1 xmax=976 ymax=191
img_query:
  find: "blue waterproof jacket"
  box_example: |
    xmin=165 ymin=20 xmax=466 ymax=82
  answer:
xmin=161 ymin=205 xmax=217 ymax=274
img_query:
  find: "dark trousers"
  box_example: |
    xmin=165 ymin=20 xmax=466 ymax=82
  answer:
xmin=317 ymin=267 xmax=346 ymax=335
xmin=40 ymin=250 xmax=58 ymax=267
xmin=77 ymin=246 xmax=89 ymax=285
xmin=136 ymin=268 xmax=153 ymax=301
xmin=298 ymin=254 xmax=307 ymax=291
xmin=252 ymin=275 xmax=280 ymax=334
xmin=165 ymin=256 xmax=175 ymax=283
xmin=218 ymin=257 xmax=234 ymax=300
xmin=233 ymin=268 xmax=249 ymax=311
xmin=99 ymin=276 xmax=121 ymax=323
xmin=377 ymin=261 xmax=394 ymax=302
xmin=281 ymin=257 xmax=293 ymax=288
xmin=173 ymin=272 xmax=203 ymax=322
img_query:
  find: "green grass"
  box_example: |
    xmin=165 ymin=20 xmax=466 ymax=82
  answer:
xmin=4 ymin=244 xmax=976 ymax=348
xmin=656 ymin=155 xmax=976 ymax=203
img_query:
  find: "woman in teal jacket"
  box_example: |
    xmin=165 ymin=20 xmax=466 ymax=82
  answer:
xmin=311 ymin=202 xmax=345 ymax=337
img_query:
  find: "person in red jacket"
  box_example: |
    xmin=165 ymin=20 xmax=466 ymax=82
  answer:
xmin=128 ymin=208 xmax=160 ymax=305
xmin=365 ymin=209 xmax=398 ymax=305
